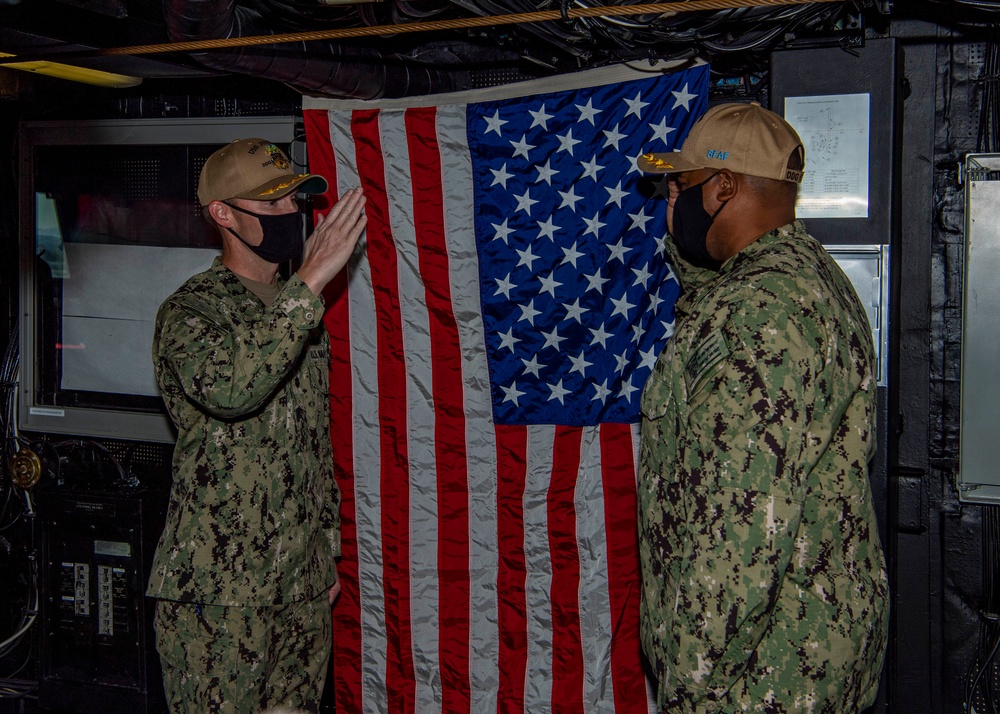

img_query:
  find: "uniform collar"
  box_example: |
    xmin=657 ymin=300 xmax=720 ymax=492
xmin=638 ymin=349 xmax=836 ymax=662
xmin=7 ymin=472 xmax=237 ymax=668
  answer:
xmin=716 ymin=220 xmax=805 ymax=275
xmin=673 ymin=220 xmax=804 ymax=319
xmin=211 ymin=255 xmax=284 ymax=308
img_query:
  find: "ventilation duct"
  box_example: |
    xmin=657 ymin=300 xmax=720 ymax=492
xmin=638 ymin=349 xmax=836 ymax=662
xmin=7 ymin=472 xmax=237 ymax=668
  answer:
xmin=163 ymin=0 xmax=472 ymax=99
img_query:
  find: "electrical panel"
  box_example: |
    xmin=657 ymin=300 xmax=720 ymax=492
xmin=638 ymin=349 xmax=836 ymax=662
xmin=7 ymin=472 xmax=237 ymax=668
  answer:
xmin=36 ymin=485 xmax=166 ymax=712
xmin=958 ymin=154 xmax=1000 ymax=504
xmin=826 ymin=244 xmax=890 ymax=388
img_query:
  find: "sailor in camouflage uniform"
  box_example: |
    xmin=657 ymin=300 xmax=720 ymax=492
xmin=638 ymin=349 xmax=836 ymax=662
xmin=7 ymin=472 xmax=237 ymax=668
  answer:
xmin=636 ymin=104 xmax=888 ymax=713
xmin=147 ymin=138 xmax=366 ymax=713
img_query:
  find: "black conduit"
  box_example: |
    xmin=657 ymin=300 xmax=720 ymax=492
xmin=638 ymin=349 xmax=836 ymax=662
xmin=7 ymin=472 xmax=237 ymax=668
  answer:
xmin=163 ymin=0 xmax=471 ymax=99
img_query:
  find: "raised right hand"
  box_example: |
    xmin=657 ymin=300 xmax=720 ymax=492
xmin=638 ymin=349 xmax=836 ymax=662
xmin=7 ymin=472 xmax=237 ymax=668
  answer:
xmin=297 ymin=187 xmax=367 ymax=296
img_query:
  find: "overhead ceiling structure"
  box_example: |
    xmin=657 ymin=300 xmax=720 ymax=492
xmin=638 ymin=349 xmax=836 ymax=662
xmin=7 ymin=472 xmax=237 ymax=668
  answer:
xmin=0 ymin=0 xmax=871 ymax=98
xmin=155 ymin=0 xmax=870 ymax=98
xmin=0 ymin=0 xmax=994 ymax=100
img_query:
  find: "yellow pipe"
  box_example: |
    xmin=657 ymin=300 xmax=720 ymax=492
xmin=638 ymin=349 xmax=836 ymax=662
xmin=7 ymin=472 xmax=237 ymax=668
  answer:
xmin=0 ymin=51 xmax=142 ymax=88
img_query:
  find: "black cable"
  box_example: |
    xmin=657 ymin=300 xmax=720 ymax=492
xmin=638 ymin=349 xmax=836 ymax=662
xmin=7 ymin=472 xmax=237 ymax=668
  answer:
xmin=956 ymin=0 xmax=1000 ymax=9
xmin=968 ymin=504 xmax=1000 ymax=713
xmin=0 ymin=676 xmax=38 ymax=700
xmin=988 ymin=506 xmax=1000 ymax=713
xmin=0 ymin=322 xmax=25 ymax=534
xmin=0 ymin=494 xmax=36 ymax=674
xmin=968 ymin=621 xmax=1000 ymax=714
xmin=394 ymin=0 xmax=452 ymax=21
xmin=977 ymin=32 xmax=1000 ymax=151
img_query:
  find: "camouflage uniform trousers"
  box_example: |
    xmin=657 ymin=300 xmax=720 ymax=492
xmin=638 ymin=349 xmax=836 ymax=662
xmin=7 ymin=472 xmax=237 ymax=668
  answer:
xmin=153 ymin=591 xmax=331 ymax=714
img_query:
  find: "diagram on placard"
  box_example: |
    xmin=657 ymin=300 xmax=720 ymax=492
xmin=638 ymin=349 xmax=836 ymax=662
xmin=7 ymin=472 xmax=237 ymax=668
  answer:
xmin=785 ymin=93 xmax=870 ymax=219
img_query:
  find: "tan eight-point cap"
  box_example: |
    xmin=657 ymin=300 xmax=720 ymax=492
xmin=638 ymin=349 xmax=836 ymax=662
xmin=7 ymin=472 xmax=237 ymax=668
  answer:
xmin=197 ymin=137 xmax=329 ymax=206
xmin=638 ymin=101 xmax=805 ymax=184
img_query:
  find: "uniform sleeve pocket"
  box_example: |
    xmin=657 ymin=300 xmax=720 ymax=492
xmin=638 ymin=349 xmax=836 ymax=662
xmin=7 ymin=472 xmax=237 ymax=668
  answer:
xmin=640 ymin=366 xmax=671 ymax=421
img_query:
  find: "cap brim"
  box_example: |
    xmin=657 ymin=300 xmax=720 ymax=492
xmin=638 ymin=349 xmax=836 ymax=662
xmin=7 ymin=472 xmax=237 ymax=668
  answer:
xmin=637 ymin=152 xmax=706 ymax=174
xmin=235 ymin=173 xmax=330 ymax=201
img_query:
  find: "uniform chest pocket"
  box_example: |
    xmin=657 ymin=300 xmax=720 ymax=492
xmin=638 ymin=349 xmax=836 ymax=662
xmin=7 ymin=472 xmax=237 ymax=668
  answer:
xmin=640 ymin=343 xmax=677 ymax=422
xmin=302 ymin=332 xmax=330 ymax=384
xmin=684 ymin=325 xmax=773 ymax=445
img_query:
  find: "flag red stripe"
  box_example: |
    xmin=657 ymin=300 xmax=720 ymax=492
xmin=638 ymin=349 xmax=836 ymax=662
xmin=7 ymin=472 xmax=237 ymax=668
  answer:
xmin=352 ymin=109 xmax=417 ymax=714
xmin=405 ymin=106 xmax=472 ymax=713
xmin=495 ymin=425 xmax=529 ymax=714
xmin=600 ymin=424 xmax=646 ymax=713
xmin=549 ymin=426 xmax=585 ymax=713
xmin=303 ymin=109 xmax=364 ymax=714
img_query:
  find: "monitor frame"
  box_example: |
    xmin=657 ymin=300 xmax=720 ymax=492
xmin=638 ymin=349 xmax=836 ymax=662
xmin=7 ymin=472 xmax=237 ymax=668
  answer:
xmin=18 ymin=116 xmax=301 ymax=443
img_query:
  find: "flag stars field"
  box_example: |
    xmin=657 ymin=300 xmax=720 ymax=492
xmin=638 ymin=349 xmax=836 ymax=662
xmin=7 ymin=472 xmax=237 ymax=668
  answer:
xmin=469 ymin=67 xmax=707 ymax=425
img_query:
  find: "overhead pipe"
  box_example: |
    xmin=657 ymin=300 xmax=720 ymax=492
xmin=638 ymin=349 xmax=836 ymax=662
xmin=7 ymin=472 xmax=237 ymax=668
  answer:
xmin=163 ymin=0 xmax=472 ymax=99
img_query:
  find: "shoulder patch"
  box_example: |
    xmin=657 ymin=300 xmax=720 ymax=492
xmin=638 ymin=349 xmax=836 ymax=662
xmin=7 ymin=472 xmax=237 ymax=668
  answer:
xmin=685 ymin=328 xmax=730 ymax=394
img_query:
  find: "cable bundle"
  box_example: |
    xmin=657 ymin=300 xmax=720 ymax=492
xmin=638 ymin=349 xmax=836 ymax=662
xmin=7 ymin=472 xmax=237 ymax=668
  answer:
xmin=979 ymin=32 xmax=1000 ymax=152
xmin=0 ymin=322 xmax=39 ymax=699
xmin=967 ymin=504 xmax=1000 ymax=713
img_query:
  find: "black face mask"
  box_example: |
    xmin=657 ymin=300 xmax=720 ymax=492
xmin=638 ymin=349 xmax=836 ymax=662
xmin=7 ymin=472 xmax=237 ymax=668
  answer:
xmin=672 ymin=173 xmax=727 ymax=270
xmin=223 ymin=202 xmax=303 ymax=264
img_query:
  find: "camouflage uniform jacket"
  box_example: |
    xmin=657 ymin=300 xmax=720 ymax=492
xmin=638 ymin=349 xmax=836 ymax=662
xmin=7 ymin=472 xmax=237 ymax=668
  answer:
xmin=147 ymin=257 xmax=340 ymax=606
xmin=638 ymin=221 xmax=888 ymax=713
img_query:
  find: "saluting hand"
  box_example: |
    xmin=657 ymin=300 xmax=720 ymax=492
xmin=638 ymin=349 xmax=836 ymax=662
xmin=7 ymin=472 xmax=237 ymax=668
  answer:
xmin=297 ymin=187 xmax=367 ymax=296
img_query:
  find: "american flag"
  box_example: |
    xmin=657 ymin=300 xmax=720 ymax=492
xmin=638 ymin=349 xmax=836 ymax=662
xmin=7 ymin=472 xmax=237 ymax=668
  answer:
xmin=303 ymin=62 xmax=708 ymax=714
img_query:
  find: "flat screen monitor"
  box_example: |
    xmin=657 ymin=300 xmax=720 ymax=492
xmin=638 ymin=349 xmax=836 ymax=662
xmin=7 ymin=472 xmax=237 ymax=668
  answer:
xmin=19 ymin=117 xmax=301 ymax=443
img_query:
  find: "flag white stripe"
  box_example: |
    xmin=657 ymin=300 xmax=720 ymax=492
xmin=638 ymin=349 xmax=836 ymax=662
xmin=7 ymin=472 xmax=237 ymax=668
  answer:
xmin=436 ymin=104 xmax=503 ymax=711
xmin=380 ymin=108 xmax=445 ymax=714
xmin=577 ymin=425 xmax=616 ymax=713
xmin=329 ymin=110 xmax=390 ymax=714
xmin=523 ymin=424 xmax=556 ymax=713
